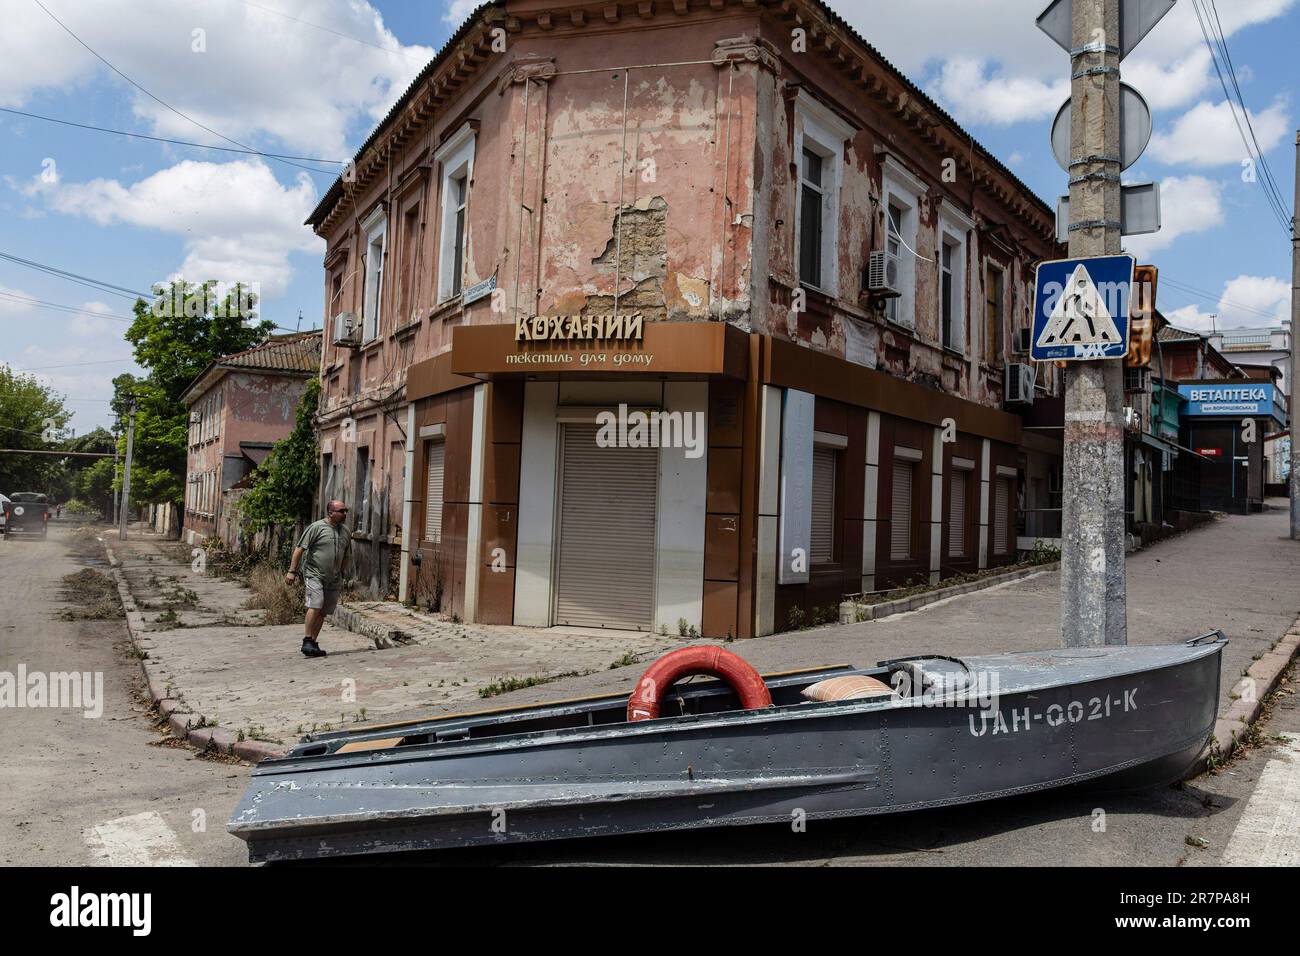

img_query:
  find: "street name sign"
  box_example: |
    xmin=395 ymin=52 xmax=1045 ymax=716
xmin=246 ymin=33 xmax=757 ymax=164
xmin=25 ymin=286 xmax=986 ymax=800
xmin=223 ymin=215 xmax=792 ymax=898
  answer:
xmin=1037 ymin=0 xmax=1177 ymax=60
xmin=1032 ymin=254 xmax=1135 ymax=362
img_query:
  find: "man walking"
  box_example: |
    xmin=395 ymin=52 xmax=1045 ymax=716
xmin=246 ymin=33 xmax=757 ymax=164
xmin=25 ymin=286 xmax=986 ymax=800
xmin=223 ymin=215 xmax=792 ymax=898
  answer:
xmin=285 ymin=500 xmax=352 ymax=658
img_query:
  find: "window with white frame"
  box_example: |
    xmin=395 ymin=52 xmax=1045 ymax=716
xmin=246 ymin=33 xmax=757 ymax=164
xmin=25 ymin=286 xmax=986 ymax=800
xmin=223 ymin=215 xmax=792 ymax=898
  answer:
xmin=881 ymin=157 xmax=923 ymax=329
xmin=936 ymin=207 xmax=971 ymax=354
xmin=794 ymin=92 xmax=855 ymax=296
xmin=360 ymin=205 xmax=387 ymax=342
xmin=435 ymin=124 xmax=476 ymax=303
xmin=940 ymin=235 xmax=959 ymax=350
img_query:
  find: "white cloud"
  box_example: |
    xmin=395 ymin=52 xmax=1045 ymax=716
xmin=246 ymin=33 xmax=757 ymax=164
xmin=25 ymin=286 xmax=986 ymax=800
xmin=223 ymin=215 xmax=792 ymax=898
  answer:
xmin=928 ymin=58 xmax=1068 ymax=126
xmin=1124 ymin=175 xmax=1224 ymax=257
xmin=1164 ymin=274 xmax=1289 ymax=333
xmin=1164 ymin=304 xmax=1216 ymax=333
xmin=45 ymin=159 xmax=324 ymax=298
xmin=1149 ymin=97 xmax=1291 ymax=166
xmin=2 ymin=0 xmax=434 ymax=159
xmin=0 ymin=283 xmax=37 ymax=317
xmin=68 ymin=301 xmax=122 ymax=339
xmin=827 ymin=0 xmax=1296 ymax=127
xmin=442 ymin=0 xmax=482 ymax=26
xmin=1218 ymin=275 xmax=1291 ymax=326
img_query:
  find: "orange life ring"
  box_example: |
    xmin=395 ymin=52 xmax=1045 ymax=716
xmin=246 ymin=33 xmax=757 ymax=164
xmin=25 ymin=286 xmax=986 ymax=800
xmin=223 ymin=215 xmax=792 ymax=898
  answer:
xmin=627 ymin=645 xmax=773 ymax=721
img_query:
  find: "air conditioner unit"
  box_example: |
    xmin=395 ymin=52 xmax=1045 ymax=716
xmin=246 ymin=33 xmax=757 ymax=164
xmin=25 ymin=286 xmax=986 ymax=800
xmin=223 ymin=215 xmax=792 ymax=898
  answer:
xmin=865 ymin=250 xmax=903 ymax=298
xmin=1123 ymin=366 xmax=1150 ymax=393
xmin=332 ymin=311 xmax=360 ymax=348
xmin=1014 ymin=328 xmax=1033 ymax=354
xmin=1004 ymin=363 xmax=1036 ymax=405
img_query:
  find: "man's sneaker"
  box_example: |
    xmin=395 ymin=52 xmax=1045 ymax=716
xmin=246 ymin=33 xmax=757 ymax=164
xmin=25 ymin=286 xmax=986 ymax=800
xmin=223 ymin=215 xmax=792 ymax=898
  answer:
xmin=301 ymin=638 xmax=327 ymax=658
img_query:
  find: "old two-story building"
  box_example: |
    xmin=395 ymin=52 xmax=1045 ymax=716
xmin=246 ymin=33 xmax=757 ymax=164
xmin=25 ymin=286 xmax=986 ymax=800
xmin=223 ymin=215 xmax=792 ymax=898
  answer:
xmin=306 ymin=0 xmax=1062 ymax=638
xmin=180 ymin=332 xmax=321 ymax=547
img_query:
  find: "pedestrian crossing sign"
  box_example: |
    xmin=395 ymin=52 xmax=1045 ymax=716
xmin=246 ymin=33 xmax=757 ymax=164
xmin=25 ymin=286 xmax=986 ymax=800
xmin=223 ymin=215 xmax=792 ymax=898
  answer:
xmin=1031 ymin=254 xmax=1135 ymax=362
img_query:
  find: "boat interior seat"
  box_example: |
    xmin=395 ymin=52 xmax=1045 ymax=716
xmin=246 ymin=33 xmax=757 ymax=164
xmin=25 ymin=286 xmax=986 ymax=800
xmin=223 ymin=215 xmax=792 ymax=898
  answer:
xmin=800 ymin=674 xmax=897 ymax=703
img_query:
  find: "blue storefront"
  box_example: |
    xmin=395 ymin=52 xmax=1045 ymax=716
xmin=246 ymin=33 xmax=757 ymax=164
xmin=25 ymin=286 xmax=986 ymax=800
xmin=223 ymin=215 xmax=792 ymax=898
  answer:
xmin=1176 ymin=382 xmax=1284 ymax=514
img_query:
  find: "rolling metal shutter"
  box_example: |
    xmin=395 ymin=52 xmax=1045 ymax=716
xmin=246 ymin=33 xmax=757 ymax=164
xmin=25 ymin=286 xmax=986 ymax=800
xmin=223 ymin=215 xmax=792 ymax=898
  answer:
xmin=554 ymin=423 xmax=658 ymax=630
xmin=810 ymin=447 xmax=836 ymax=564
xmin=890 ymin=460 xmax=913 ymax=560
xmin=994 ymin=475 xmax=1011 ymax=554
xmin=949 ymin=471 xmax=967 ymax=557
xmin=424 ymin=441 xmax=444 ymax=544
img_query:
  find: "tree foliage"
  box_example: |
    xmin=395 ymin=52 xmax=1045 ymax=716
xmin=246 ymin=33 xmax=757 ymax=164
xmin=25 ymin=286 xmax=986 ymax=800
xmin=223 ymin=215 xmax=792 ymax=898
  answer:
xmin=120 ymin=281 xmax=273 ymax=505
xmin=238 ymin=377 xmax=320 ymax=538
xmin=0 ymin=364 xmax=72 ymax=494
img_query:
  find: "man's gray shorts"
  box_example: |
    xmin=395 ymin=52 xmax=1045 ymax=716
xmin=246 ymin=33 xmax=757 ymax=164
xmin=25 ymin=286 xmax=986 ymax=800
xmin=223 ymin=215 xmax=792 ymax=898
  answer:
xmin=304 ymin=577 xmax=340 ymax=615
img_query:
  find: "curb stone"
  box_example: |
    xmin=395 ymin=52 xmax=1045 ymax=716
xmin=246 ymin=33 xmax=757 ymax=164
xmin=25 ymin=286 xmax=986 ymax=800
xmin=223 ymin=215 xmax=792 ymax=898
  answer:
xmin=1188 ymin=623 xmax=1300 ymax=778
xmin=839 ymin=563 xmax=1059 ymax=623
xmin=102 ymin=538 xmax=288 ymax=761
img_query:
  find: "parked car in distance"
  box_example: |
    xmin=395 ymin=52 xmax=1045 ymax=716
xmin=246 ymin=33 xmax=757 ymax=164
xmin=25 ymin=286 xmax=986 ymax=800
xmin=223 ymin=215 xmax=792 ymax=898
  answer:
xmin=3 ymin=492 xmax=50 ymax=539
xmin=0 ymin=493 xmax=8 ymax=532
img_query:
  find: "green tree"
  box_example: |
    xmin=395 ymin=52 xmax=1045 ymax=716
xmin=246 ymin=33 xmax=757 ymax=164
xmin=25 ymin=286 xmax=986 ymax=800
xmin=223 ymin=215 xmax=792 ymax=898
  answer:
xmin=0 ymin=364 xmax=72 ymax=494
xmin=120 ymin=281 xmax=273 ymax=506
xmin=238 ymin=377 xmax=320 ymax=541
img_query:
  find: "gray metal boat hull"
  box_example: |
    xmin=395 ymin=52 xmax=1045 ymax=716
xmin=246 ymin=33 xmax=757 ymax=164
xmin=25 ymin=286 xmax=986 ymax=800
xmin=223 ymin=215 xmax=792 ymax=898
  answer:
xmin=228 ymin=637 xmax=1223 ymax=862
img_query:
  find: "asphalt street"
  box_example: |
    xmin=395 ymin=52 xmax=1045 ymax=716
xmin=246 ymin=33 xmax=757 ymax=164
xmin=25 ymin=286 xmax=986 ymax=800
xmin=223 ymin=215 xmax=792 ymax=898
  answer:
xmin=0 ymin=522 xmax=1296 ymax=867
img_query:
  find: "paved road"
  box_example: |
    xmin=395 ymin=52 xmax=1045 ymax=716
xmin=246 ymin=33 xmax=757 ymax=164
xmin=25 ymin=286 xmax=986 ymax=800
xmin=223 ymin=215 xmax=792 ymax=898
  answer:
xmin=0 ymin=525 xmax=245 ymax=866
xmin=2 ymin=521 xmax=1297 ymax=867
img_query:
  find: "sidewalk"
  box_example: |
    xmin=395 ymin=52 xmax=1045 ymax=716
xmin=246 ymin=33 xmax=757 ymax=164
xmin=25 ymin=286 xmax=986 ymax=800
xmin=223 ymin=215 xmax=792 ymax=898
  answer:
xmin=367 ymin=504 xmax=1300 ymax=737
xmin=104 ymin=530 xmax=679 ymax=754
xmin=106 ymin=504 xmax=1300 ymax=758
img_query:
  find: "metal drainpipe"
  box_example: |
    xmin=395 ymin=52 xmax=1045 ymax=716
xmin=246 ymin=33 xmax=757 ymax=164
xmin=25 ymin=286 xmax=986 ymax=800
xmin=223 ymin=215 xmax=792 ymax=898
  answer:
xmin=398 ymin=402 xmax=416 ymax=604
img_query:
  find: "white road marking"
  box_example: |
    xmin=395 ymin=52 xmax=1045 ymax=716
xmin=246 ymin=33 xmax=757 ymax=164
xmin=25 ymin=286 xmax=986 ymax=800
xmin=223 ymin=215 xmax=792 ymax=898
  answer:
xmin=1222 ymin=734 xmax=1300 ymax=867
xmin=83 ymin=811 xmax=197 ymax=867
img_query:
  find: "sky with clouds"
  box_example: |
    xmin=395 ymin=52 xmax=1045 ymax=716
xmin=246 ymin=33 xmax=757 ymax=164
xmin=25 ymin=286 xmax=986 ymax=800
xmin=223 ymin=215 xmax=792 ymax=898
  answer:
xmin=0 ymin=0 xmax=1295 ymax=436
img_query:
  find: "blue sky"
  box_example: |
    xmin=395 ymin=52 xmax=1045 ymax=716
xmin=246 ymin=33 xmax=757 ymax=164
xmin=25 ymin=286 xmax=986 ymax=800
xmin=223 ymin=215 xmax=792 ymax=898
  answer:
xmin=1 ymin=0 xmax=1294 ymax=435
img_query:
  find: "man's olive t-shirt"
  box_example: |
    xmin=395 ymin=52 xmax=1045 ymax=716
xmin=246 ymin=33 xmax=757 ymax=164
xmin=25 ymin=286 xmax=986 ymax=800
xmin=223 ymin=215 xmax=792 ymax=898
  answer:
xmin=297 ymin=519 xmax=352 ymax=588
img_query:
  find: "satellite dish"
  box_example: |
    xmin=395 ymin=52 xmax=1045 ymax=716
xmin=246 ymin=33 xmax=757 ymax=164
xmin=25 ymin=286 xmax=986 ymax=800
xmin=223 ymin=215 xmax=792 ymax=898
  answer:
xmin=1051 ymin=83 xmax=1152 ymax=172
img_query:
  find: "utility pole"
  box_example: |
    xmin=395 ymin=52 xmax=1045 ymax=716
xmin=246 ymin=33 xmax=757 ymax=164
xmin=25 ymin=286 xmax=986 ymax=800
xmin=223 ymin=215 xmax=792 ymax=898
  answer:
xmin=118 ymin=402 xmax=136 ymax=542
xmin=1061 ymin=0 xmax=1127 ymax=646
xmin=1290 ymin=129 xmax=1299 ymax=540
xmin=112 ymin=414 xmax=121 ymax=527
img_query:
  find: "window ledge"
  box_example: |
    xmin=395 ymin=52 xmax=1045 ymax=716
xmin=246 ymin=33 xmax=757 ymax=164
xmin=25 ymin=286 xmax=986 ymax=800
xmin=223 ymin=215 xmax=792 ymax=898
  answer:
xmin=429 ymin=297 xmax=463 ymax=323
xmin=390 ymin=317 xmax=421 ymax=339
xmin=359 ymin=337 xmax=383 ymax=353
xmin=883 ymin=318 xmax=918 ymax=338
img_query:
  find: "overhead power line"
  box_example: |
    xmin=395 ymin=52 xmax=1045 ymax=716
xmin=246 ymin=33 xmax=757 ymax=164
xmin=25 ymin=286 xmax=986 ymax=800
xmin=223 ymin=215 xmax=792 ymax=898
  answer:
xmin=1190 ymin=0 xmax=1293 ymax=237
xmin=0 ymin=107 xmax=345 ymax=165
xmin=1204 ymin=0 xmax=1293 ymax=231
xmin=0 ymin=250 xmax=151 ymax=300
xmin=30 ymin=0 xmax=336 ymax=179
xmin=229 ymin=0 xmax=429 ymax=63
xmin=0 ymin=289 xmax=136 ymax=323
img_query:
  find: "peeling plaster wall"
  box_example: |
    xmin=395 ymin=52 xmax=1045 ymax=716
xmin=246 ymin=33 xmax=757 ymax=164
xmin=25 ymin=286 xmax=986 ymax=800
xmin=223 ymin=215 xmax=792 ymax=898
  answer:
xmin=500 ymin=28 xmax=761 ymax=329
xmin=754 ymin=11 xmax=1059 ymax=413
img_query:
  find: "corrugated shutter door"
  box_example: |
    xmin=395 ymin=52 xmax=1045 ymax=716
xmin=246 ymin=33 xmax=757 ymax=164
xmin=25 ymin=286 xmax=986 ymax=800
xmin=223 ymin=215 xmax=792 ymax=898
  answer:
xmin=994 ymin=476 xmax=1011 ymax=554
xmin=554 ymin=424 xmax=658 ymax=630
xmin=810 ymin=447 xmax=836 ymax=563
xmin=949 ymin=471 xmax=966 ymax=557
xmin=424 ymin=441 xmax=444 ymax=544
xmin=891 ymin=460 xmax=913 ymax=560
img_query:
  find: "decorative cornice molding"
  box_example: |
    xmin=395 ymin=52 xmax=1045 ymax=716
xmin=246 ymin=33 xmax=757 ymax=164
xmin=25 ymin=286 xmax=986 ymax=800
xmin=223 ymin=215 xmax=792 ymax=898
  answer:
xmin=712 ymin=34 xmax=779 ymax=71
xmin=497 ymin=54 xmax=557 ymax=95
